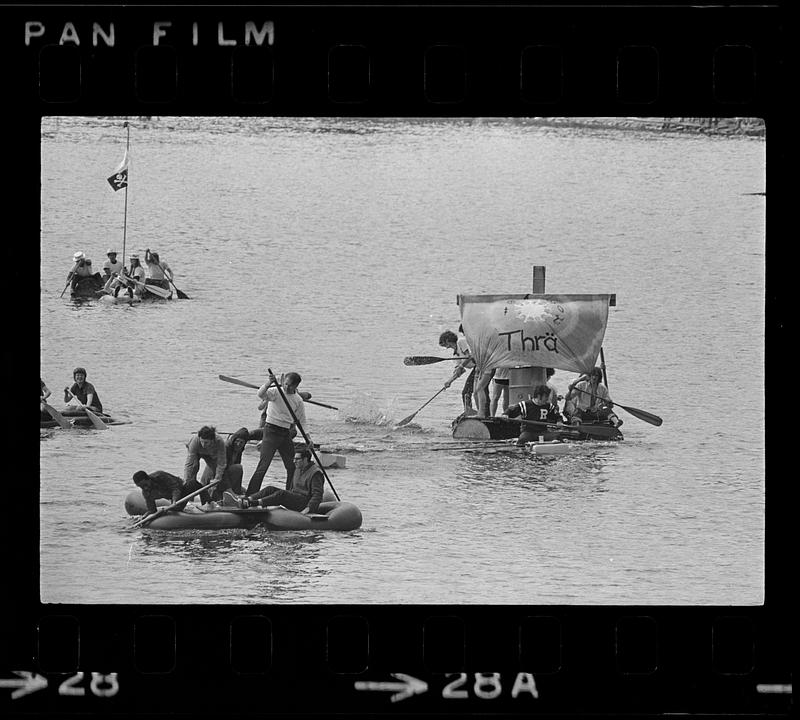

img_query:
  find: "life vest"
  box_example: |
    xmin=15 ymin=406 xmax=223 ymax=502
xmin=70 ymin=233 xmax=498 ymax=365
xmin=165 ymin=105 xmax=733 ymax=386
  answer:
xmin=290 ymin=463 xmax=321 ymax=496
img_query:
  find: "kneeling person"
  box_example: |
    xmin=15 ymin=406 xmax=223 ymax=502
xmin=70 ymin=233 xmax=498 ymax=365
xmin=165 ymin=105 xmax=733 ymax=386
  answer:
xmin=236 ymin=445 xmax=323 ymax=514
xmin=504 ymin=384 xmax=562 ymax=445
xmin=133 ymin=470 xmax=195 ymax=514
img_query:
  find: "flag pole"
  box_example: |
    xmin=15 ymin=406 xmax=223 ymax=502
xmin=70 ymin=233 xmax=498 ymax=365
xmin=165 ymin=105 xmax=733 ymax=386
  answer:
xmin=121 ymin=121 xmax=130 ymax=266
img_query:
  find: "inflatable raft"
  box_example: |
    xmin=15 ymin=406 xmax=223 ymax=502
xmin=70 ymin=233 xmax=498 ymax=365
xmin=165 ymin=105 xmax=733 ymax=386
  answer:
xmin=124 ymin=490 xmax=362 ymax=531
xmin=40 ymin=408 xmax=125 ymax=429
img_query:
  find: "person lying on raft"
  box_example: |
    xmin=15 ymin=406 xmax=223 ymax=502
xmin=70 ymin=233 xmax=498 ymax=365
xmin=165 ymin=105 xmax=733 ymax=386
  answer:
xmin=199 ymin=427 xmax=249 ymax=502
xmin=563 ymin=367 xmax=622 ymax=427
xmin=132 ymin=470 xmax=201 ymax=514
xmin=230 ymin=444 xmax=324 ymax=513
xmin=64 ymin=367 xmax=103 ymax=414
xmin=184 ymin=425 xmax=228 ymax=506
xmin=502 ymin=384 xmax=563 ymax=445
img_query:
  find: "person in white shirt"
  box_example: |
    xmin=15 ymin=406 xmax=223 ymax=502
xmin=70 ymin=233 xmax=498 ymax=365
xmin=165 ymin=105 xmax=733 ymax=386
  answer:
xmin=245 ymin=371 xmax=313 ymax=495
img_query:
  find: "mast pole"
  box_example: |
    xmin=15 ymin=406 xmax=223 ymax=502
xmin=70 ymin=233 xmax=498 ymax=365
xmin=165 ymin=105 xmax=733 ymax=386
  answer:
xmin=122 ymin=121 xmax=130 ymax=266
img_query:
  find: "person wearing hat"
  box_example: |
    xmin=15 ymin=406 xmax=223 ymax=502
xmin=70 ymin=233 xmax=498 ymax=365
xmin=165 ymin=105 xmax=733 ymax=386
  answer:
xmin=200 ymin=427 xmax=250 ymax=502
xmin=102 ymin=249 xmax=123 ymax=279
xmin=64 ymin=367 xmax=103 ymax=414
xmin=110 ymin=253 xmax=146 ymax=297
xmin=230 ymin=443 xmax=324 ymax=514
xmin=66 ymin=251 xmax=102 ymax=294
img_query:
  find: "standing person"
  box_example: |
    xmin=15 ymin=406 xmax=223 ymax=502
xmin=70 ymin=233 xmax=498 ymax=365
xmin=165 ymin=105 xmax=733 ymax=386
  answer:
xmin=142 ymin=248 xmax=172 ymax=294
xmin=184 ymin=425 xmax=227 ymax=505
xmin=489 ymin=366 xmax=511 ymax=416
xmin=64 ymin=367 xmax=103 ymax=413
xmin=200 ymin=427 xmax=249 ymax=501
xmin=439 ymin=328 xmax=477 ymax=415
xmin=545 ymin=368 xmax=561 ymax=413
xmin=132 ymin=470 xmax=199 ymax=515
xmin=564 ymin=367 xmax=622 ymax=427
xmin=246 ymin=371 xmax=312 ymax=495
xmin=502 ymin=384 xmax=562 ymax=445
xmin=234 ymin=444 xmax=324 ymax=514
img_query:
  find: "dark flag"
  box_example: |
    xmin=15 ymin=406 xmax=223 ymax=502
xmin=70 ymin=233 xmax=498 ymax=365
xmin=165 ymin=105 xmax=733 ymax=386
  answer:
xmin=107 ymin=150 xmax=129 ymax=191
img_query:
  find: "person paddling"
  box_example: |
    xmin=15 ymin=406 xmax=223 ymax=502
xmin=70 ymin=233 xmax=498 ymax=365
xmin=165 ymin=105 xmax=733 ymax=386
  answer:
xmin=142 ymin=248 xmax=172 ymax=296
xmin=502 ymin=384 xmax=562 ymax=445
xmin=64 ymin=367 xmax=103 ymax=414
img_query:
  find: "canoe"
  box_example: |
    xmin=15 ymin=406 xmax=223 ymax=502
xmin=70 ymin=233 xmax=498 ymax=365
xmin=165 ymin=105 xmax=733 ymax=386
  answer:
xmin=40 ymin=409 xmax=124 ymax=429
xmin=124 ymin=490 xmax=362 ymax=531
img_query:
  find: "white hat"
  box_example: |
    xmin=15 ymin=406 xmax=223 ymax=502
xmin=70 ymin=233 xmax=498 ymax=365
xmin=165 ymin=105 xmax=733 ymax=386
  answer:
xmin=73 ymin=251 xmax=85 ymax=262
xmin=106 ymin=248 xmax=117 ymax=255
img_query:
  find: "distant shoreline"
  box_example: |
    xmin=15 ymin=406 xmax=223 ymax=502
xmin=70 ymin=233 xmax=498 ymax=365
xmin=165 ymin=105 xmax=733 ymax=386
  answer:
xmin=526 ymin=117 xmax=766 ymax=138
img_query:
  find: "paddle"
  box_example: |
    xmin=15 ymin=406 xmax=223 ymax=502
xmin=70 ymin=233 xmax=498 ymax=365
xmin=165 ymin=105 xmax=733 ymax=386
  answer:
xmin=153 ymin=257 xmax=189 ymax=299
xmin=131 ymin=479 xmax=222 ymax=528
xmin=266 ymin=368 xmax=341 ymax=501
xmin=217 ymin=374 xmax=339 ymax=411
xmin=403 ymin=355 xmax=471 ymax=366
xmin=41 ymin=402 xmax=72 ymax=430
xmin=59 ymin=262 xmax=79 ymax=298
xmin=568 ymin=386 xmax=662 ymax=426
xmin=500 ymin=416 xmax=620 ymax=439
xmin=395 ymin=385 xmax=448 ymax=427
xmin=64 ymin=389 xmax=107 ymax=431
xmin=119 ymin=274 xmax=171 ymax=299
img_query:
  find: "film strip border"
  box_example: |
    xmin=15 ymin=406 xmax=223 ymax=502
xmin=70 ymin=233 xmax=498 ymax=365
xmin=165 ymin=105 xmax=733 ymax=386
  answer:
xmin=2 ymin=6 xmax=781 ymax=113
xmin=1 ymin=608 xmax=791 ymax=713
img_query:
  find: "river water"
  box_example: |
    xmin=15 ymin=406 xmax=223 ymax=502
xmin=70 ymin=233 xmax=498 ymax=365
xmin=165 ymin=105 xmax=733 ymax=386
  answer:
xmin=39 ymin=116 xmax=765 ymax=605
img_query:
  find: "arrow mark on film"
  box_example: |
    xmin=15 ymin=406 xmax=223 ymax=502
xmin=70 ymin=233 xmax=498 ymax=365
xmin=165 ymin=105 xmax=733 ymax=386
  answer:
xmin=0 ymin=671 xmax=48 ymax=699
xmin=354 ymin=673 xmax=428 ymax=702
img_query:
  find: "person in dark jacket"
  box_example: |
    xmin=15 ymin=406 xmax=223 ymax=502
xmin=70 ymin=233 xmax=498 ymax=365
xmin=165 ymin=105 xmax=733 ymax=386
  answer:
xmin=233 ymin=445 xmax=324 ymax=513
xmin=503 ymin=384 xmax=562 ymax=445
xmin=132 ymin=470 xmax=200 ymax=514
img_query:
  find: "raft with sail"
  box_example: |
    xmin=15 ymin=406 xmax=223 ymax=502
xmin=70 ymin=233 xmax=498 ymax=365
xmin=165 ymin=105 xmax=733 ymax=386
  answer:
xmin=451 ymin=265 xmax=624 ymax=441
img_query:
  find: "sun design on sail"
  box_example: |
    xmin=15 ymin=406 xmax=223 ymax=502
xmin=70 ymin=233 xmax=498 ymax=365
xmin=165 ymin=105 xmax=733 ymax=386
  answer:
xmin=511 ymin=299 xmax=566 ymax=326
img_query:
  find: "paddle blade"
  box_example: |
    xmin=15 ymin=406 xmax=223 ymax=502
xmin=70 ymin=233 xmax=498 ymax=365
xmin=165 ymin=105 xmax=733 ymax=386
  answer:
xmin=83 ymin=408 xmax=108 ymax=430
xmin=176 ymin=288 xmax=190 ymax=300
xmin=617 ymin=404 xmax=663 ymax=426
xmin=404 ymin=356 xmax=453 ymax=366
xmin=395 ymin=412 xmax=417 ymax=427
xmin=42 ymin=403 xmax=71 ymax=430
xmin=218 ymin=375 xmax=260 ymax=390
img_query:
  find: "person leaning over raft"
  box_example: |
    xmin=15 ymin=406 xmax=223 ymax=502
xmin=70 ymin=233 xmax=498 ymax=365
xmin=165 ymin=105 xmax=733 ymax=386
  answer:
xmin=184 ymin=425 xmax=227 ymax=505
xmin=246 ymin=371 xmax=312 ymax=495
xmin=563 ymin=367 xmax=622 ymax=427
xmin=64 ymin=367 xmax=103 ymax=413
xmin=132 ymin=470 xmax=196 ymax=515
xmin=439 ymin=329 xmax=477 ymax=414
xmin=503 ymin=384 xmax=562 ymax=445
xmin=200 ymin=427 xmax=249 ymax=502
xmin=233 ymin=444 xmax=323 ymax=513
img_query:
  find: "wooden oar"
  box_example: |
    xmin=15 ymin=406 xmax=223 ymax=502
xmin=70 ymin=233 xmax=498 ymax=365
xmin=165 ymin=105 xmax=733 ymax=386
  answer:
xmin=498 ymin=416 xmax=619 ymax=438
xmin=64 ymin=390 xmax=107 ymax=431
xmin=131 ymin=479 xmax=222 ymax=529
xmin=217 ymin=374 xmax=339 ymax=410
xmin=569 ymin=386 xmax=662 ymax=426
xmin=395 ymin=385 xmax=448 ymax=427
xmin=41 ymin=402 xmax=72 ymax=430
xmin=154 ymin=258 xmax=189 ymax=299
xmin=403 ymin=355 xmax=471 ymax=366
xmin=121 ymin=275 xmax=171 ymax=299
xmin=59 ymin=263 xmax=79 ymax=298
xmin=266 ymin=368 xmax=340 ymax=501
